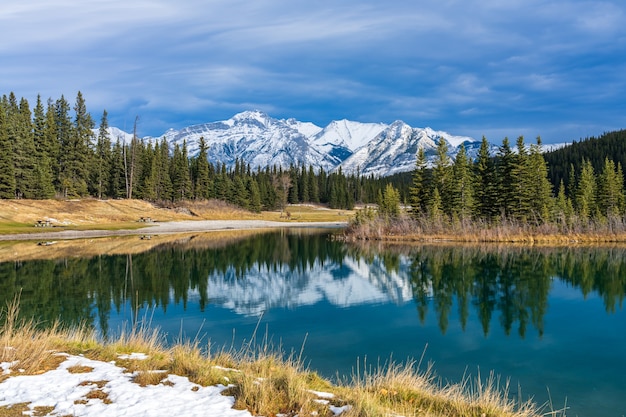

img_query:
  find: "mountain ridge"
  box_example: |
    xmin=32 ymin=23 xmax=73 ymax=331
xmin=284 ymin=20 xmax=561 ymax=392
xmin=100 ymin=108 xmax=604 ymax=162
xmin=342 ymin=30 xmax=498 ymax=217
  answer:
xmin=107 ymin=110 xmax=479 ymax=177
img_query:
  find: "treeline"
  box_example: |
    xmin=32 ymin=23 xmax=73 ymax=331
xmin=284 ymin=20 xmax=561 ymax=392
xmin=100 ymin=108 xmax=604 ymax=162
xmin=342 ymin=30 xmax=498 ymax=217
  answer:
xmin=543 ymin=129 xmax=626 ymax=193
xmin=404 ymin=134 xmax=625 ymax=229
xmin=0 ymin=91 xmax=390 ymax=210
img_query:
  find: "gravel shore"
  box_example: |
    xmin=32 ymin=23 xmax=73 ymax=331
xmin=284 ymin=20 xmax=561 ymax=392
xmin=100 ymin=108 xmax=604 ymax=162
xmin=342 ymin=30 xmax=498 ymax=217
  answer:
xmin=0 ymin=220 xmax=348 ymax=241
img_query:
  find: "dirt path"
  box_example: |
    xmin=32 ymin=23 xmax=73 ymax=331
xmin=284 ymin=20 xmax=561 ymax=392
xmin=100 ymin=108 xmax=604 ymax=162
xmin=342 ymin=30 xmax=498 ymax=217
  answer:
xmin=0 ymin=220 xmax=348 ymax=241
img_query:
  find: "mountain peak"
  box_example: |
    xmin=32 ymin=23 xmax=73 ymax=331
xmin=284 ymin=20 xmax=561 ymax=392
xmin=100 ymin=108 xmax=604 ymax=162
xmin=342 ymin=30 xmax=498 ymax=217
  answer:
xmin=106 ymin=111 xmax=478 ymax=177
xmin=228 ymin=110 xmax=273 ymax=128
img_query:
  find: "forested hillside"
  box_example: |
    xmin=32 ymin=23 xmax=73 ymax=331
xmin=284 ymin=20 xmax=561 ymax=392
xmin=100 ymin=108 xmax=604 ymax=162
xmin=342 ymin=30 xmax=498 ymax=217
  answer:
xmin=400 ymin=133 xmax=626 ymax=230
xmin=544 ymin=129 xmax=626 ymax=193
xmin=0 ymin=91 xmax=389 ymax=210
xmin=2 ymin=90 xmax=625 ymax=228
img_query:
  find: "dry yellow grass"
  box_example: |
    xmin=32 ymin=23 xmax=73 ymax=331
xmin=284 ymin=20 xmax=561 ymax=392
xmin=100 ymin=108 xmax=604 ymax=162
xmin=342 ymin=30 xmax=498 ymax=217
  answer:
xmin=0 ymin=199 xmax=349 ymax=234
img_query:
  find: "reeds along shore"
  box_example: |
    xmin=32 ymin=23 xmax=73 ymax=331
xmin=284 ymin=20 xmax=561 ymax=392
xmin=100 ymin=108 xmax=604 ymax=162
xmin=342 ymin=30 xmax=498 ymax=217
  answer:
xmin=342 ymin=210 xmax=626 ymax=244
xmin=0 ymin=301 xmax=559 ymax=417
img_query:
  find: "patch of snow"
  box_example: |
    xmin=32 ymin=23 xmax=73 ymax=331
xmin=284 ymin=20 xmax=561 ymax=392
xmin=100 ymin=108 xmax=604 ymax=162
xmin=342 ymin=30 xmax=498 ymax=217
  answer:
xmin=0 ymin=354 xmax=251 ymax=417
xmin=117 ymin=352 xmax=149 ymax=360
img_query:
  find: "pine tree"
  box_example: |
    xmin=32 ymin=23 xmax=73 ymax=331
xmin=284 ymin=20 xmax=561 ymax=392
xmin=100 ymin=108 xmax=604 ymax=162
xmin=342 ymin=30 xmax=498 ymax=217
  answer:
xmin=43 ymin=99 xmax=60 ymax=190
xmin=33 ymin=155 xmax=56 ymax=199
xmin=299 ymin=165 xmax=309 ymax=203
xmin=170 ymin=141 xmax=192 ymax=201
xmin=57 ymin=93 xmax=90 ymax=197
xmin=510 ymin=136 xmax=532 ymax=220
xmin=233 ymin=176 xmax=249 ymax=209
xmin=11 ymin=96 xmax=38 ymax=198
xmin=431 ymin=138 xmax=452 ymax=215
xmin=428 ymin=187 xmax=444 ymax=223
xmin=451 ymin=144 xmax=475 ymax=222
xmin=474 ymin=136 xmax=497 ymax=220
xmin=496 ymin=137 xmax=515 ymax=218
xmin=124 ymin=116 xmax=141 ymax=199
xmin=109 ymin=139 xmax=127 ymax=199
xmin=156 ymin=138 xmax=173 ymax=200
xmin=31 ymin=95 xmax=55 ymax=198
xmin=527 ymin=137 xmax=554 ymax=223
xmin=409 ymin=146 xmax=427 ymax=217
xmin=380 ymin=183 xmax=401 ymax=217
xmin=555 ymin=180 xmax=573 ymax=227
xmin=308 ymin=165 xmax=319 ymax=203
xmin=194 ymin=137 xmax=211 ymax=199
xmin=248 ymin=178 xmax=262 ymax=212
xmin=288 ymin=166 xmax=299 ymax=204
xmin=597 ymin=157 xmax=625 ymax=219
xmin=32 ymin=95 xmax=46 ymax=154
xmin=576 ymin=159 xmax=596 ymax=221
xmin=0 ymin=105 xmax=16 ymax=198
xmin=94 ymin=110 xmax=112 ymax=199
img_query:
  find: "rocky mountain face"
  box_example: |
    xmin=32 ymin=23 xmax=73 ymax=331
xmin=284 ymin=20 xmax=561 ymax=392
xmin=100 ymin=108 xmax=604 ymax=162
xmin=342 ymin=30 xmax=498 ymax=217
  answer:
xmin=111 ymin=110 xmax=480 ymax=177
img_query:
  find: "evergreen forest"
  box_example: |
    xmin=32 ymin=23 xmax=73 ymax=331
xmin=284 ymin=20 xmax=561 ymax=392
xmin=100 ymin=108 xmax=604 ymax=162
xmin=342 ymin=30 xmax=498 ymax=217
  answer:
xmin=0 ymin=92 xmax=376 ymax=210
xmin=1 ymin=91 xmax=626 ymax=228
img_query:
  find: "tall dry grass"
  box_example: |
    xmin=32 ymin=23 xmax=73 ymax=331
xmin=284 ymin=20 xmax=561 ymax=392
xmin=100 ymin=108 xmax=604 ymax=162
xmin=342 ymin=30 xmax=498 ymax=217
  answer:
xmin=343 ymin=210 xmax=626 ymax=244
xmin=0 ymin=300 xmax=555 ymax=417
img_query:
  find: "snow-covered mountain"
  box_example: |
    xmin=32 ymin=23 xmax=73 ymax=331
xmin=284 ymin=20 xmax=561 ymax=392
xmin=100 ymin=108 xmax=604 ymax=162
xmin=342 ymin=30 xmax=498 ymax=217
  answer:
xmin=338 ymin=122 xmax=480 ymax=176
xmin=108 ymin=110 xmax=481 ymax=177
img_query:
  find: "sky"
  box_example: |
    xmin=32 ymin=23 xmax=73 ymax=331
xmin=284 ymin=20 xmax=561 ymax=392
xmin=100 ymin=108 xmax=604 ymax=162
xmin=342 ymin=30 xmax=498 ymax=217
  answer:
xmin=1 ymin=0 xmax=625 ymax=144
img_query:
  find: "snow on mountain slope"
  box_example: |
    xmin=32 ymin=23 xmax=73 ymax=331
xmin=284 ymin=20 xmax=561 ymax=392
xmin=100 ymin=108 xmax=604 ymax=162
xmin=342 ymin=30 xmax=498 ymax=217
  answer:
xmin=105 ymin=111 xmax=481 ymax=177
xmin=337 ymin=121 xmax=481 ymax=177
xmin=311 ymin=119 xmax=387 ymax=151
xmin=154 ymin=111 xmax=339 ymax=171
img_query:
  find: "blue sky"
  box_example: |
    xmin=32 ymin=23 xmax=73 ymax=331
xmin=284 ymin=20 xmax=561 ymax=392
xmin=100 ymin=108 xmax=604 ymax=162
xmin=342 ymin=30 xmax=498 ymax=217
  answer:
xmin=2 ymin=0 xmax=625 ymax=143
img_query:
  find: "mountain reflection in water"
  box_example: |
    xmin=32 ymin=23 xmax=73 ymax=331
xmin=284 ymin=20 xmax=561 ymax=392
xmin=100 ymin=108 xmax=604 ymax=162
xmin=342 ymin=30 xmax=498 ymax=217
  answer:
xmin=2 ymin=230 xmax=624 ymax=338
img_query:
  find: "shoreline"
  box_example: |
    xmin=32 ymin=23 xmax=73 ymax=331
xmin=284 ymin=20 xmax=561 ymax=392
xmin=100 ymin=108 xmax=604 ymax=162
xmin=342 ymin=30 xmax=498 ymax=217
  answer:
xmin=0 ymin=220 xmax=348 ymax=242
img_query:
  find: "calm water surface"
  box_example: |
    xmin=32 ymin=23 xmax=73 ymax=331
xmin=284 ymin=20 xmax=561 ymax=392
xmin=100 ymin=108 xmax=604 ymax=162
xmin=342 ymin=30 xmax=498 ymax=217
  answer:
xmin=2 ymin=229 xmax=625 ymax=416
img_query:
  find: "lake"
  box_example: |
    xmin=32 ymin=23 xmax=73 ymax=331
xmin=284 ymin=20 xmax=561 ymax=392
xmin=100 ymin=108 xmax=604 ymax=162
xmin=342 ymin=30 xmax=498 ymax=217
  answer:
xmin=2 ymin=228 xmax=625 ymax=416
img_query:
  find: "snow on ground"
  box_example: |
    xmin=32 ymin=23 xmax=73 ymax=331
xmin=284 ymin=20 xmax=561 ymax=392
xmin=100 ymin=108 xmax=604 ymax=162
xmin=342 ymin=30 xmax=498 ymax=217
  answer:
xmin=1 ymin=354 xmax=351 ymax=417
xmin=0 ymin=353 xmax=252 ymax=417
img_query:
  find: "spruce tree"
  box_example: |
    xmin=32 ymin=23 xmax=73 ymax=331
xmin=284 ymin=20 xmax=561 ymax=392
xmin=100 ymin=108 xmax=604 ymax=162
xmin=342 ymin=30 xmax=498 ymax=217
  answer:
xmin=233 ymin=176 xmax=249 ymax=209
xmin=248 ymin=178 xmax=262 ymax=212
xmin=409 ymin=146 xmax=427 ymax=217
xmin=308 ymin=165 xmax=319 ymax=203
xmin=0 ymin=105 xmax=16 ymax=198
xmin=597 ymin=157 xmax=625 ymax=219
xmin=43 ymin=99 xmax=60 ymax=189
xmin=555 ymin=180 xmax=573 ymax=227
xmin=12 ymin=97 xmax=38 ymax=198
xmin=510 ymin=136 xmax=532 ymax=220
xmin=496 ymin=137 xmax=515 ymax=218
xmin=474 ymin=136 xmax=497 ymax=220
xmin=32 ymin=95 xmax=46 ymax=154
xmin=194 ymin=137 xmax=211 ymax=199
xmin=170 ymin=141 xmax=192 ymax=201
xmin=109 ymin=139 xmax=127 ymax=199
xmin=380 ymin=183 xmax=401 ymax=217
xmin=431 ymin=138 xmax=452 ymax=215
xmin=451 ymin=144 xmax=475 ymax=222
xmin=31 ymin=95 xmax=55 ymax=198
xmin=527 ymin=137 xmax=554 ymax=223
xmin=576 ymin=159 xmax=596 ymax=221
xmin=94 ymin=110 xmax=112 ymax=199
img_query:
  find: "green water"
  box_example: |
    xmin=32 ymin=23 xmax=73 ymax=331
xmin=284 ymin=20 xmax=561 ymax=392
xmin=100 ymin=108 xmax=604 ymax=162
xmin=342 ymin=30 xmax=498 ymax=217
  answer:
xmin=1 ymin=230 xmax=625 ymax=416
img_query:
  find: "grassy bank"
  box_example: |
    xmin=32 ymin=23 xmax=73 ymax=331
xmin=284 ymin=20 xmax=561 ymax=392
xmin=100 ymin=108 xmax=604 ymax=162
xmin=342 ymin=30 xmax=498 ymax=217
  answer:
xmin=342 ymin=209 xmax=626 ymax=244
xmin=0 ymin=199 xmax=352 ymax=235
xmin=0 ymin=302 xmax=553 ymax=417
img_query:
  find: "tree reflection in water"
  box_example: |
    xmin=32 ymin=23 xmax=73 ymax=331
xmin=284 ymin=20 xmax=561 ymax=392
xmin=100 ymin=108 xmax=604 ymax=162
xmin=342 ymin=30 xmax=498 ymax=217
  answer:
xmin=1 ymin=231 xmax=624 ymax=340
